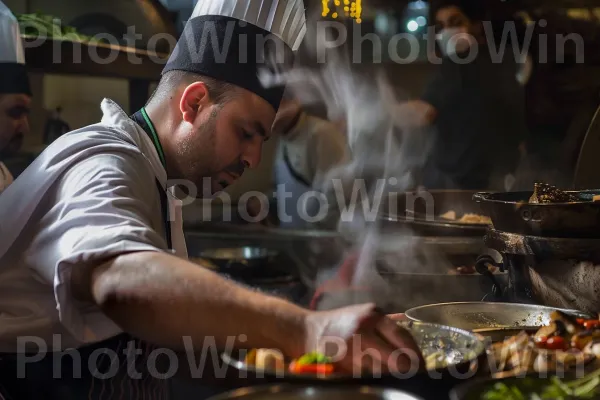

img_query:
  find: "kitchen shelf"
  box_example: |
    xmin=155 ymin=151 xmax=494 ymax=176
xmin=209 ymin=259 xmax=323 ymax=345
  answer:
xmin=22 ymin=35 xmax=170 ymax=111
xmin=23 ymin=35 xmax=169 ymax=80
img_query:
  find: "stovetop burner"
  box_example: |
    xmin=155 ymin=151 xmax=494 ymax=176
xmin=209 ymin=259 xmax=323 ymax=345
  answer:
xmin=477 ymin=228 xmax=600 ymax=313
xmin=485 ymin=229 xmax=600 ymax=261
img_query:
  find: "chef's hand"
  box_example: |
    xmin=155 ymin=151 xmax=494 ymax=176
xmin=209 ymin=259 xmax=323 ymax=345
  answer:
xmin=303 ymin=304 xmax=425 ymax=376
xmin=394 ymin=100 xmax=437 ymax=129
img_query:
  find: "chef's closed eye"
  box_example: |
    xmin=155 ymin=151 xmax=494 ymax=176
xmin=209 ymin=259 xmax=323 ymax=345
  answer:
xmin=240 ymin=120 xmax=270 ymax=142
xmin=241 ymin=130 xmax=254 ymax=140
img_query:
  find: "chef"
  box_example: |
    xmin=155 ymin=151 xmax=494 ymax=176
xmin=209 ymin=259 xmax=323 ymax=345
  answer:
xmin=0 ymin=1 xmax=31 ymax=192
xmin=0 ymin=0 xmax=424 ymax=398
xmin=273 ymin=93 xmax=350 ymax=228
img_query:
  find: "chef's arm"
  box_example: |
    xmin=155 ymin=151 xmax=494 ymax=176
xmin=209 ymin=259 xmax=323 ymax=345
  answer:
xmin=74 ymin=250 xmax=309 ymax=357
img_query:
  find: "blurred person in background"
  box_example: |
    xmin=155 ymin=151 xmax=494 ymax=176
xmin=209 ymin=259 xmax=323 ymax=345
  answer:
xmin=409 ymin=0 xmax=530 ymax=190
xmin=272 ymin=93 xmax=350 ymax=228
xmin=0 ymin=1 xmax=31 ymax=192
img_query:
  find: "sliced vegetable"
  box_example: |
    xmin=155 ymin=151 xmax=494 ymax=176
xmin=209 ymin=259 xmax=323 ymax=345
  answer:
xmin=583 ymin=320 xmax=600 ymax=330
xmin=481 ymin=367 xmax=600 ymax=399
xmin=550 ymin=311 xmax=582 ymax=335
xmin=294 ymin=352 xmax=332 ymax=365
xmin=288 ymin=361 xmax=334 ymax=375
xmin=245 ymin=349 xmax=257 ymax=365
xmin=545 ymin=336 xmax=567 ymax=350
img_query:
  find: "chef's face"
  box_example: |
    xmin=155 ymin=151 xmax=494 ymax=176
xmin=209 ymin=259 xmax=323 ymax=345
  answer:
xmin=0 ymin=94 xmax=30 ymax=157
xmin=174 ymin=83 xmax=275 ymax=196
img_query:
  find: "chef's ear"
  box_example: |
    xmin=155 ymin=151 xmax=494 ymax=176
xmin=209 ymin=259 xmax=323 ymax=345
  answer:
xmin=180 ymin=81 xmax=211 ymax=123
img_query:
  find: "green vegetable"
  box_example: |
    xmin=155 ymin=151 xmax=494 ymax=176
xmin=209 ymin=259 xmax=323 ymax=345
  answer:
xmin=480 ymin=368 xmax=600 ymax=399
xmin=510 ymin=386 xmax=525 ymax=400
xmin=16 ymin=12 xmax=105 ymax=45
xmin=574 ymin=377 xmax=600 ymax=397
xmin=295 ymin=352 xmax=332 ymax=365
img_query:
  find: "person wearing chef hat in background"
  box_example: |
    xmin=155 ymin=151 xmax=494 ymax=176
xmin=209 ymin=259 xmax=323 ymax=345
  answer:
xmin=272 ymin=91 xmax=350 ymax=229
xmin=0 ymin=0 xmax=425 ymax=398
xmin=0 ymin=1 xmax=31 ymax=193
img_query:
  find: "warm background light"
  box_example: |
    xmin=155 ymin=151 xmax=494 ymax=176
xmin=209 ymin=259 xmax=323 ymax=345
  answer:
xmin=321 ymin=0 xmax=362 ymax=23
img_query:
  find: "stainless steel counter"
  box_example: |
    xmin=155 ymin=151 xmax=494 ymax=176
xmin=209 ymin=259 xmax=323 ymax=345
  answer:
xmin=183 ymin=225 xmax=504 ymax=312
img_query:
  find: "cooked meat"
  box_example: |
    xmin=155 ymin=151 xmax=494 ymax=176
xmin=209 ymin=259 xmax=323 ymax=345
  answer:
xmin=529 ymin=182 xmax=578 ymax=204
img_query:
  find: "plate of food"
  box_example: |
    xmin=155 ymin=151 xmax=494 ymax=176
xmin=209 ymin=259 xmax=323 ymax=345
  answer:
xmin=378 ymin=190 xmax=491 ymax=237
xmin=438 ymin=211 xmax=492 ymax=226
xmin=449 ymin=311 xmax=600 ymax=399
xmin=486 ymin=310 xmax=600 ymax=378
xmin=221 ymin=321 xmax=487 ymax=381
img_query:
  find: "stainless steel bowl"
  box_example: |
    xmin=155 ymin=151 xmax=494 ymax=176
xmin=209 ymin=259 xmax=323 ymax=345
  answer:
xmin=206 ymin=385 xmax=425 ymax=400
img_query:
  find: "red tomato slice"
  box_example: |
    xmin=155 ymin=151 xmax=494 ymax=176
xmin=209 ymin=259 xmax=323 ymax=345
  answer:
xmin=535 ymin=336 xmax=549 ymax=349
xmin=583 ymin=320 xmax=600 ymax=330
xmin=289 ymin=362 xmax=335 ymax=375
xmin=545 ymin=336 xmax=567 ymax=350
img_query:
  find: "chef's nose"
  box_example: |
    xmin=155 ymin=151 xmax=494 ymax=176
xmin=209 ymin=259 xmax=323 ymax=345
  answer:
xmin=242 ymin=142 xmax=263 ymax=169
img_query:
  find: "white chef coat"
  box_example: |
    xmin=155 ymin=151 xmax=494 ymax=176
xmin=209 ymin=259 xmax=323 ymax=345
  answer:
xmin=274 ymin=112 xmax=350 ymax=228
xmin=0 ymin=161 xmax=13 ymax=192
xmin=0 ymin=98 xmax=187 ymax=352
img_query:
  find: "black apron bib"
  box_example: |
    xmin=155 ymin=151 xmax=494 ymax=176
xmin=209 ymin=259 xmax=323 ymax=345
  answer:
xmin=0 ymin=111 xmax=174 ymax=400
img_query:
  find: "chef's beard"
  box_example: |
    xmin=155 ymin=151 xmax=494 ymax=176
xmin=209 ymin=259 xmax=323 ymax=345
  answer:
xmin=175 ymin=108 xmax=245 ymax=197
xmin=176 ymin=109 xmax=219 ymax=193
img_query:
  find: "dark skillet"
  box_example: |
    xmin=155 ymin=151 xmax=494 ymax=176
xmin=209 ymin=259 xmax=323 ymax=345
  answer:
xmin=473 ymin=190 xmax=600 ymax=238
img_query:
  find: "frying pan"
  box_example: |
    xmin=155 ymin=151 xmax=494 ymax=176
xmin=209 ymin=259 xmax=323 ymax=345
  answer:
xmin=379 ymin=190 xmax=490 ymax=237
xmin=473 ymin=190 xmax=600 ymax=238
xmin=404 ymin=302 xmax=594 ymax=342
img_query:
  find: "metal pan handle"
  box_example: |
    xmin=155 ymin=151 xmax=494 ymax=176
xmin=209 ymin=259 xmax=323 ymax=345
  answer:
xmin=472 ymin=192 xmax=492 ymax=203
xmin=475 ymin=254 xmax=505 ymax=301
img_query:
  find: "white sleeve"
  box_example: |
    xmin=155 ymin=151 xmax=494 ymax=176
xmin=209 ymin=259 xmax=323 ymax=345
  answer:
xmin=35 ymin=151 xmax=168 ymax=343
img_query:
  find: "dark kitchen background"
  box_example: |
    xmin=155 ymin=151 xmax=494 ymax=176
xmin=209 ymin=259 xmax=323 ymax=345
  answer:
xmin=4 ymin=0 xmax=600 ymax=210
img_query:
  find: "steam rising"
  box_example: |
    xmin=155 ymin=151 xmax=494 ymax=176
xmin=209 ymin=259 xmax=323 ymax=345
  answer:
xmin=260 ymin=48 xmax=459 ymax=310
